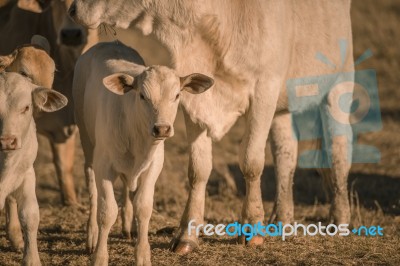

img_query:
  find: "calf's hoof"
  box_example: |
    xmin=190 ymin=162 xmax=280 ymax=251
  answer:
xmin=135 ymin=244 xmax=151 ymax=266
xmin=23 ymin=254 xmax=41 ymax=266
xmin=122 ymin=230 xmax=132 ymax=240
xmin=169 ymin=238 xmax=198 ymax=255
xmin=122 ymin=229 xmax=137 ymax=240
xmin=86 ymin=224 xmax=99 ymax=254
xmin=7 ymin=230 xmax=24 ymax=252
xmin=90 ymin=253 xmax=108 ymax=266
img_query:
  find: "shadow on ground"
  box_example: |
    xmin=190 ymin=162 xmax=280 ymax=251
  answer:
xmin=227 ymin=165 xmax=400 ymax=215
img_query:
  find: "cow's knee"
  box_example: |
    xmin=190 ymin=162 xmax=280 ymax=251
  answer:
xmin=239 ymin=143 xmax=265 ymax=183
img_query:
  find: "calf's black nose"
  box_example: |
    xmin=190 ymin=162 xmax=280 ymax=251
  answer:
xmin=61 ymin=28 xmax=83 ymax=46
xmin=152 ymin=125 xmax=171 ymax=138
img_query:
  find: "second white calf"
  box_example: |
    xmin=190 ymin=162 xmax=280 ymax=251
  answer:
xmin=73 ymin=42 xmax=214 ymax=266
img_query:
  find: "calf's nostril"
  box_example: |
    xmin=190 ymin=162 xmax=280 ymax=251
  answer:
xmin=10 ymin=138 xmax=17 ymax=148
xmin=153 ymin=126 xmax=160 ymax=136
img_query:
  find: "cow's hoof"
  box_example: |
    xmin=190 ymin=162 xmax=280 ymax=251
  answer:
xmin=247 ymin=235 xmax=264 ymax=246
xmin=169 ymin=238 xmax=198 ymax=255
xmin=238 ymin=235 xmax=264 ymax=246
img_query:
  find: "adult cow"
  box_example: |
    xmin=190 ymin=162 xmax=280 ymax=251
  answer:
xmin=0 ymin=0 xmax=97 ymax=206
xmin=70 ymin=0 xmax=354 ymax=254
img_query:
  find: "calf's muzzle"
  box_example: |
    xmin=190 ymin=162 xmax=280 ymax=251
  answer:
xmin=0 ymin=135 xmax=18 ymax=151
xmin=152 ymin=124 xmax=171 ymax=139
xmin=61 ymin=28 xmax=84 ymax=46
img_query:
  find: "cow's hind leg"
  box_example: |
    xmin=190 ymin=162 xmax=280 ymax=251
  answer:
xmin=269 ymin=113 xmax=297 ymax=224
xmin=319 ymin=102 xmax=351 ymax=225
xmin=170 ymin=114 xmax=212 ymax=254
xmin=5 ymin=196 xmax=24 ymax=251
xmin=51 ymin=132 xmax=78 ymax=206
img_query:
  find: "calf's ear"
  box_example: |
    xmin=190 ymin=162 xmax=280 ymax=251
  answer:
xmin=32 ymin=88 xmax=68 ymax=112
xmin=180 ymin=73 xmax=214 ymax=94
xmin=0 ymin=52 xmax=17 ymax=72
xmin=103 ymin=73 xmax=137 ymax=95
xmin=31 ymin=35 xmax=51 ymax=55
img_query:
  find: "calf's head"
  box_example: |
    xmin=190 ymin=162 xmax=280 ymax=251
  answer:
xmin=0 ymin=36 xmax=55 ymax=88
xmin=103 ymin=66 xmax=214 ymax=140
xmin=0 ymin=72 xmax=67 ymax=151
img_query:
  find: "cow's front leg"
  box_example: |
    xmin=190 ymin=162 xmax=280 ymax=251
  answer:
xmin=91 ymin=163 xmax=118 ymax=266
xmin=50 ymin=133 xmax=78 ymax=206
xmin=269 ymin=113 xmax=297 ymax=224
xmin=5 ymin=196 xmax=24 ymax=251
xmin=170 ymin=114 xmax=212 ymax=254
xmin=133 ymin=153 xmax=163 ymax=266
xmin=238 ymin=78 xmax=280 ymax=246
xmin=15 ymin=168 xmax=41 ymax=266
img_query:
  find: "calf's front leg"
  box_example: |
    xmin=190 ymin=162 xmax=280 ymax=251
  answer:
xmin=133 ymin=153 xmax=163 ymax=266
xmin=91 ymin=162 xmax=118 ymax=266
xmin=5 ymin=196 xmax=24 ymax=251
xmin=15 ymin=168 xmax=41 ymax=266
xmin=121 ymin=175 xmax=135 ymax=239
xmin=50 ymin=133 xmax=78 ymax=206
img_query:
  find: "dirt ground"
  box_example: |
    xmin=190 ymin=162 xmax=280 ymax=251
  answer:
xmin=1 ymin=0 xmax=399 ymax=265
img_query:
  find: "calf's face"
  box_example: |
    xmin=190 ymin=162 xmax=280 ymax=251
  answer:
xmin=0 ymin=73 xmax=67 ymax=151
xmin=52 ymin=0 xmax=87 ymax=48
xmin=103 ymin=66 xmax=214 ymax=140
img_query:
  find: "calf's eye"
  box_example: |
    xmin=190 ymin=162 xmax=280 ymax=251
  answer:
xmin=140 ymin=93 xmax=145 ymax=100
xmin=175 ymin=94 xmax=180 ymax=101
xmin=21 ymin=105 xmax=30 ymax=114
xmin=19 ymin=71 xmax=28 ymax=77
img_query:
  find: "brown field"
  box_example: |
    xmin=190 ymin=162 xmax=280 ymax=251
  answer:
xmin=1 ymin=0 xmax=399 ymax=265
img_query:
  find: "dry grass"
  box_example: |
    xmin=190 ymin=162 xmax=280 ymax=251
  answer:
xmin=1 ymin=0 xmax=399 ymax=265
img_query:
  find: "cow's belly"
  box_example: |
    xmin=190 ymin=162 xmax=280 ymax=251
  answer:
xmin=181 ymin=76 xmax=251 ymax=141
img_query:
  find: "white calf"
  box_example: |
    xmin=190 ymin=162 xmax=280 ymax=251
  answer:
xmin=0 ymin=72 xmax=67 ymax=265
xmin=73 ymin=42 xmax=213 ymax=265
